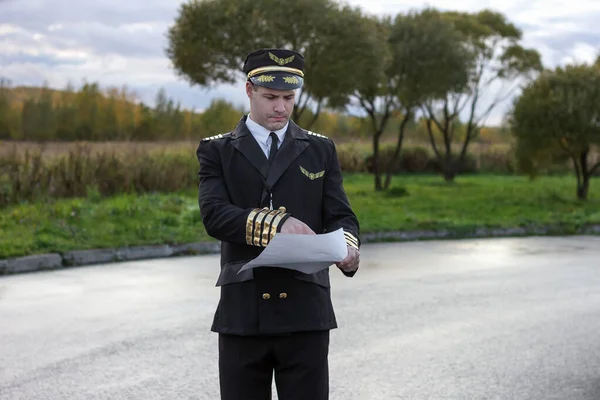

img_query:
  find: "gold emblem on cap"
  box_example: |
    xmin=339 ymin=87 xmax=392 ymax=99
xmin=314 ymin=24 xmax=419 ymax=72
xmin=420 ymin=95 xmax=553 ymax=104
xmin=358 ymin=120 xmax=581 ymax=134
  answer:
xmin=256 ymin=75 xmax=275 ymax=82
xmin=283 ymin=76 xmax=300 ymax=84
xmin=269 ymin=52 xmax=295 ymax=66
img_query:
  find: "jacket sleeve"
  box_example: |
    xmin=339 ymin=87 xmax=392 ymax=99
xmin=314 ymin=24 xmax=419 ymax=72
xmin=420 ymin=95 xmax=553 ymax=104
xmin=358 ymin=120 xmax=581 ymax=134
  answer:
xmin=321 ymin=140 xmax=361 ymax=277
xmin=197 ymin=139 xmax=291 ymax=246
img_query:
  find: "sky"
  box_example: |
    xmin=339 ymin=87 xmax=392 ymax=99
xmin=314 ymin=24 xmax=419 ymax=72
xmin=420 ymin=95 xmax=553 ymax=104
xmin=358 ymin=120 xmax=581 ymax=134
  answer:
xmin=1 ymin=0 xmax=599 ymax=126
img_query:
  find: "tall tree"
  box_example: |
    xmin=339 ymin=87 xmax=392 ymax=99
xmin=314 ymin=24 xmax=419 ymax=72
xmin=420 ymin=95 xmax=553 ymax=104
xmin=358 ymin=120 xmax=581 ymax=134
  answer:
xmin=200 ymin=99 xmax=245 ymax=138
xmin=510 ymin=63 xmax=600 ymax=200
xmin=422 ymin=9 xmax=543 ymax=182
xmin=55 ymin=83 xmax=78 ymax=140
xmin=347 ymin=16 xmax=393 ymax=191
xmin=0 ymin=78 xmax=13 ymax=139
xmin=19 ymin=84 xmax=56 ymax=141
xmin=166 ymin=0 xmax=378 ymax=128
xmin=353 ymin=9 xmax=472 ymax=190
xmin=74 ymin=82 xmax=101 ymax=140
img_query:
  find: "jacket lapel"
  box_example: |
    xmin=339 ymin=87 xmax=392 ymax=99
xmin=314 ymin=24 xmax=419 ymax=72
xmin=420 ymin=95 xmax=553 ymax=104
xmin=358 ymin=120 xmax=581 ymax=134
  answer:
xmin=229 ymin=116 xmax=269 ymax=179
xmin=264 ymin=120 xmax=310 ymax=191
xmin=230 ymin=116 xmax=311 ymax=204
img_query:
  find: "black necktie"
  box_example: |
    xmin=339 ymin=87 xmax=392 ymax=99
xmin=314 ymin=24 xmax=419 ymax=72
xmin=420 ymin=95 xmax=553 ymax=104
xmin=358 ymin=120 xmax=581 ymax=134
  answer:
xmin=268 ymin=132 xmax=278 ymax=162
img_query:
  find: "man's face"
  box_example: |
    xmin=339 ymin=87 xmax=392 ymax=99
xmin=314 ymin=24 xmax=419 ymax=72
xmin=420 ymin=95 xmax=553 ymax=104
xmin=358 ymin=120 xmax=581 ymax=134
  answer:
xmin=246 ymin=82 xmax=296 ymax=131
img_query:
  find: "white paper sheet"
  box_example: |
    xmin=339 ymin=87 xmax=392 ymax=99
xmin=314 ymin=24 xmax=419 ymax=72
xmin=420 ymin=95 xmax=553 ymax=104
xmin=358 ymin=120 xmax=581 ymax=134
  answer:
xmin=238 ymin=228 xmax=348 ymax=274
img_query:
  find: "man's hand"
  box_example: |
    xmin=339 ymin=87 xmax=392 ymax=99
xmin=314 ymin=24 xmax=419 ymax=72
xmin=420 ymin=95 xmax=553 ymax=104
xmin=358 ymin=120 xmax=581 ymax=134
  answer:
xmin=280 ymin=216 xmax=316 ymax=235
xmin=336 ymin=246 xmax=360 ymax=273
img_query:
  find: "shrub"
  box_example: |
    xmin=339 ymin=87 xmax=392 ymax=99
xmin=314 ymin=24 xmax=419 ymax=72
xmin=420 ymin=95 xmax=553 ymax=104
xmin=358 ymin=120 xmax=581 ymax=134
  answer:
xmin=0 ymin=140 xmax=525 ymax=206
xmin=0 ymin=144 xmax=198 ymax=206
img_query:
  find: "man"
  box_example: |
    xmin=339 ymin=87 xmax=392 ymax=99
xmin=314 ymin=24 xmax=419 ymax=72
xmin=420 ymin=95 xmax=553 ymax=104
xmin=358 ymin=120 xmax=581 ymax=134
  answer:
xmin=196 ymin=48 xmax=360 ymax=400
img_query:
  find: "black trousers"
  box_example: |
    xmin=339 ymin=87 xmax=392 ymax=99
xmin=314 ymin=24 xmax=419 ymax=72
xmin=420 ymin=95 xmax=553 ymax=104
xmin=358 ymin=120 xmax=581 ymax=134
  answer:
xmin=218 ymin=330 xmax=330 ymax=400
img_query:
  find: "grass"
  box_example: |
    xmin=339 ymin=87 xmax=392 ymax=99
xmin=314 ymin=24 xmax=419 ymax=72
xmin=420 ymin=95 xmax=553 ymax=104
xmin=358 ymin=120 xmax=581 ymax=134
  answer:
xmin=346 ymin=174 xmax=600 ymax=232
xmin=2 ymin=174 xmax=600 ymax=259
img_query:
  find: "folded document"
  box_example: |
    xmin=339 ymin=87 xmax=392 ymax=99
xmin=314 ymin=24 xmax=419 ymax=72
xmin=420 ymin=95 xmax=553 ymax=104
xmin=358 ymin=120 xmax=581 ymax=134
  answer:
xmin=238 ymin=228 xmax=348 ymax=274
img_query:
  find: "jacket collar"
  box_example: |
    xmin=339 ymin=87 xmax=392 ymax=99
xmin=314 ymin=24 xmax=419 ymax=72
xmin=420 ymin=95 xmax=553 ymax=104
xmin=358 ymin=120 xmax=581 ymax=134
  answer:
xmin=229 ymin=115 xmax=310 ymax=201
xmin=231 ymin=115 xmax=308 ymax=141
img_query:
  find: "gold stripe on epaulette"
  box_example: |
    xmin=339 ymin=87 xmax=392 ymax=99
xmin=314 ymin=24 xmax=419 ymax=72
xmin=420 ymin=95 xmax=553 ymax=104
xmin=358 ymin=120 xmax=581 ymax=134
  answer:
xmin=306 ymin=130 xmax=329 ymax=139
xmin=202 ymin=133 xmax=228 ymax=141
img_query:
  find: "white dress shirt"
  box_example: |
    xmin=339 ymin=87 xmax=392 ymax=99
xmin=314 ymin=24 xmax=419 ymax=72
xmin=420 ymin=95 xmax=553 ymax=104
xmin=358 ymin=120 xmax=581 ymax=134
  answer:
xmin=245 ymin=114 xmax=288 ymax=159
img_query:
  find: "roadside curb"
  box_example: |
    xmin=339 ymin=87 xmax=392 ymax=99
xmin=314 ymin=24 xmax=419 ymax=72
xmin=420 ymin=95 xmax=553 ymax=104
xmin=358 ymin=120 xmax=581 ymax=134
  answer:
xmin=1 ymin=225 xmax=600 ymax=276
xmin=0 ymin=242 xmax=221 ymax=275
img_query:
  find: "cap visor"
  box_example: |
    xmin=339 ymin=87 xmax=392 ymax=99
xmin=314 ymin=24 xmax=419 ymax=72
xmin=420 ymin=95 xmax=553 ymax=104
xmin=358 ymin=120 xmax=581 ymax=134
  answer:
xmin=249 ymin=72 xmax=303 ymax=90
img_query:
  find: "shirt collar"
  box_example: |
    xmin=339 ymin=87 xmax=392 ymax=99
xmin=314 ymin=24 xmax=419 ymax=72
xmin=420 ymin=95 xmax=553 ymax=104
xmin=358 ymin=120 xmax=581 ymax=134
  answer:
xmin=245 ymin=114 xmax=288 ymax=145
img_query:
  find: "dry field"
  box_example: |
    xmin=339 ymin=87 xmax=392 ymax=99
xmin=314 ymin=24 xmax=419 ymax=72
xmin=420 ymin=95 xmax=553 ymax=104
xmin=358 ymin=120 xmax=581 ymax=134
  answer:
xmin=0 ymin=140 xmax=200 ymax=159
xmin=0 ymin=138 xmax=510 ymax=159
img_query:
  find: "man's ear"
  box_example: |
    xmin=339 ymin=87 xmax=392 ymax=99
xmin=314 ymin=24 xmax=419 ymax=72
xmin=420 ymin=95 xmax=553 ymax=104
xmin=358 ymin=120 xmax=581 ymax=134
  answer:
xmin=245 ymin=81 xmax=254 ymax=98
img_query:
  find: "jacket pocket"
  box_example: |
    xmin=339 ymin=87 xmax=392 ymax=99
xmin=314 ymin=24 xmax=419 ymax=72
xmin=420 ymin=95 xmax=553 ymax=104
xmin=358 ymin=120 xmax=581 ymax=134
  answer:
xmin=293 ymin=269 xmax=331 ymax=288
xmin=215 ymin=260 xmax=254 ymax=287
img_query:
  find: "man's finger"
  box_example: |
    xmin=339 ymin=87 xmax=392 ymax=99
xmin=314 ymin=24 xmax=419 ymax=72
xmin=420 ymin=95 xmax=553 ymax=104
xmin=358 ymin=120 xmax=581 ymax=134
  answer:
xmin=344 ymin=254 xmax=359 ymax=271
xmin=339 ymin=255 xmax=359 ymax=271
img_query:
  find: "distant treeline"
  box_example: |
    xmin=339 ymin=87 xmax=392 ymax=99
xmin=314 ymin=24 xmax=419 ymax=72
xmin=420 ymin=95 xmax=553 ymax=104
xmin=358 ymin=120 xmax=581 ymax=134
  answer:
xmin=0 ymin=79 xmax=506 ymax=143
xmin=0 ymin=80 xmax=378 ymax=141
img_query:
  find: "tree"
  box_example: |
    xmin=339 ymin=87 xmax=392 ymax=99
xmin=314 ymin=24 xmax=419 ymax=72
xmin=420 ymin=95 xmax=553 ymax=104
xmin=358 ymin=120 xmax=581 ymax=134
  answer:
xmin=510 ymin=63 xmax=600 ymax=200
xmin=19 ymin=84 xmax=56 ymax=141
xmin=353 ymin=9 xmax=472 ymax=190
xmin=349 ymin=16 xmax=393 ymax=191
xmin=55 ymin=83 xmax=78 ymax=141
xmin=200 ymin=99 xmax=245 ymax=138
xmin=422 ymin=9 xmax=543 ymax=182
xmin=74 ymin=82 xmax=101 ymax=140
xmin=165 ymin=0 xmax=378 ymax=128
xmin=0 ymin=78 xmax=13 ymax=139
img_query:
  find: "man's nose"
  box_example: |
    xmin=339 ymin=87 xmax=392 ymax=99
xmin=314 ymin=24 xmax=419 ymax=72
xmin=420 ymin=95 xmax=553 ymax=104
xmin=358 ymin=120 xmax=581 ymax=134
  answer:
xmin=274 ymin=99 xmax=286 ymax=112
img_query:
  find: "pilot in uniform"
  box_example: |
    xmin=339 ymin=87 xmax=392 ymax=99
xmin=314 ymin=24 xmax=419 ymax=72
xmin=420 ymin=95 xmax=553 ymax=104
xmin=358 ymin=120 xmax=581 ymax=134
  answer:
xmin=196 ymin=47 xmax=361 ymax=400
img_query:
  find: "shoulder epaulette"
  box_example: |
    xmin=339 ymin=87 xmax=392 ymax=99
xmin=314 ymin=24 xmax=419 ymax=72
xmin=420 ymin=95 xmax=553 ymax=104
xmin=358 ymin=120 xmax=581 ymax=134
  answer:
xmin=306 ymin=130 xmax=329 ymax=139
xmin=201 ymin=133 xmax=231 ymax=142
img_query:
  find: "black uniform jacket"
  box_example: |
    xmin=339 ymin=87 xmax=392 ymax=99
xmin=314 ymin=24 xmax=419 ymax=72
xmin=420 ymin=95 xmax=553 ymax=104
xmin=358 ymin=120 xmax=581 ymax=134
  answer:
xmin=196 ymin=115 xmax=360 ymax=336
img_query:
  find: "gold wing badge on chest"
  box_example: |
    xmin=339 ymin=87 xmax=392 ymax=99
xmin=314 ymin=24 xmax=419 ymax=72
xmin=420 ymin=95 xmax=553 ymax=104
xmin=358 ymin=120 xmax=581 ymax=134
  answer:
xmin=300 ymin=166 xmax=325 ymax=180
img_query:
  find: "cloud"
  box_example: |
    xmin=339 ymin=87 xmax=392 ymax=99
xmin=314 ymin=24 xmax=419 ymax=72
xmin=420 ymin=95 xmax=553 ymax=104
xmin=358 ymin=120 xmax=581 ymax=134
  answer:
xmin=1 ymin=0 xmax=599 ymax=127
xmin=0 ymin=0 xmax=181 ymax=28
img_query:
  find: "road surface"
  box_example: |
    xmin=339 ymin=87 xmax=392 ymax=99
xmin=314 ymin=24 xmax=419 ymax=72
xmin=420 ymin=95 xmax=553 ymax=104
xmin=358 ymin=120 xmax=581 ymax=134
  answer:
xmin=1 ymin=236 xmax=600 ymax=399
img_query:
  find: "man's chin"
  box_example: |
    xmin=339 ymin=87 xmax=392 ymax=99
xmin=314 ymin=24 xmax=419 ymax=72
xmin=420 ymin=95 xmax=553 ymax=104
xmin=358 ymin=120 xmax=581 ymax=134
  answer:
xmin=266 ymin=119 xmax=288 ymax=131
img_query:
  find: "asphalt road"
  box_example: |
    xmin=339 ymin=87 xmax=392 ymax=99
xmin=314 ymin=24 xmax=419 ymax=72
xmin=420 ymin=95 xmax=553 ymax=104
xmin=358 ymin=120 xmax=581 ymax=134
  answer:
xmin=1 ymin=236 xmax=600 ymax=400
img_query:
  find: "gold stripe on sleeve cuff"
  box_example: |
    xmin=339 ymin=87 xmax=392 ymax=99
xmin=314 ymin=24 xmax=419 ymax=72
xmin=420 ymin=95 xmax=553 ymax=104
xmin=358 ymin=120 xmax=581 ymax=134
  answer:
xmin=261 ymin=210 xmax=282 ymax=247
xmin=246 ymin=207 xmax=292 ymax=247
xmin=246 ymin=209 xmax=261 ymax=245
xmin=252 ymin=208 xmax=271 ymax=246
xmin=344 ymin=231 xmax=359 ymax=250
xmin=246 ymin=207 xmax=269 ymax=245
xmin=268 ymin=212 xmax=287 ymax=244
